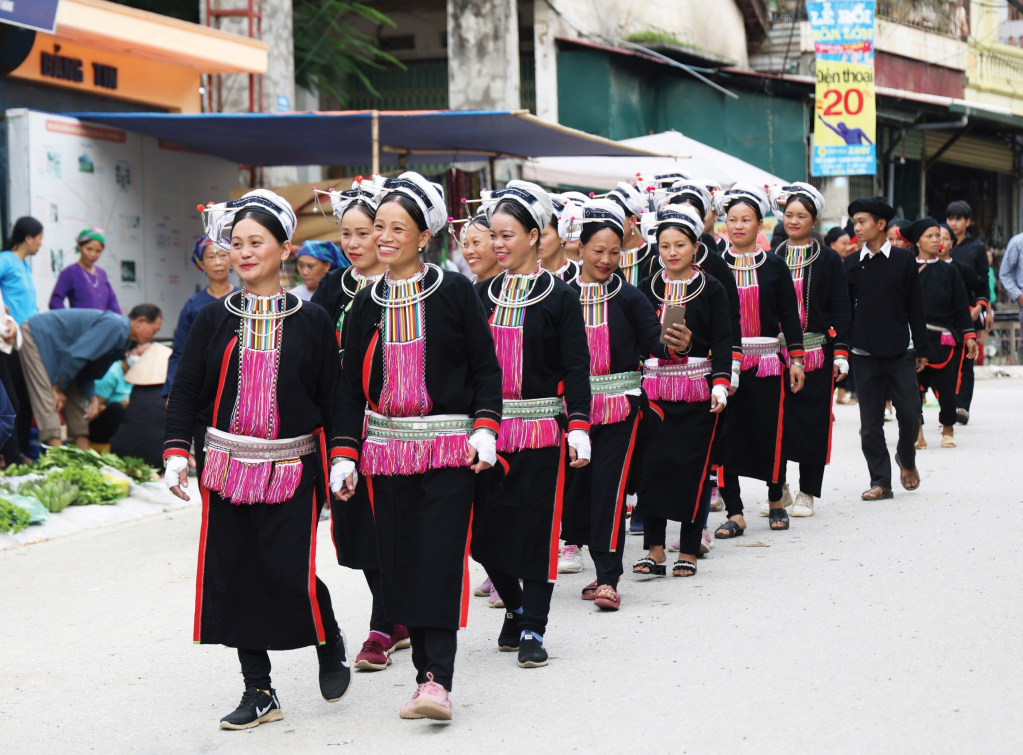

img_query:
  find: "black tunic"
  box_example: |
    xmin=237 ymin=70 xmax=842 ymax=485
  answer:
xmin=311 ymin=266 xmax=382 ymax=571
xmin=722 ymin=251 xmax=804 ymax=483
xmin=163 ymin=294 xmax=340 ymax=650
xmin=637 ymin=271 xmax=733 ymax=522
xmin=471 ymin=271 xmax=591 ymax=583
xmin=561 ymin=274 xmax=671 ymax=552
xmin=334 ymin=266 xmax=504 ymax=629
xmin=773 ymin=243 xmax=853 ymax=468
xmin=845 ymin=246 xmax=928 ymax=357
xmin=917 ymin=258 xmax=975 ymax=364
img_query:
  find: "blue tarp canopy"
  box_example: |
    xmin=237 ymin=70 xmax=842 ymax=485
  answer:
xmin=66 ymin=110 xmax=659 ymax=166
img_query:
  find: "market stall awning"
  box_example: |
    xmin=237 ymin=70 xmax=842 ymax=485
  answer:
xmin=66 ymin=110 xmax=661 ymax=166
xmin=521 ymin=130 xmax=785 ymax=191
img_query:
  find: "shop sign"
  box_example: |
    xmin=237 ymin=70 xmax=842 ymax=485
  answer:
xmin=0 ymin=0 xmax=60 ymax=34
xmin=808 ymin=1 xmax=876 ymax=177
xmin=40 ymin=44 xmax=118 ymax=90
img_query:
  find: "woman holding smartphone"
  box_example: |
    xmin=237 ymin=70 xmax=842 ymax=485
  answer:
xmin=632 ymin=204 xmax=732 ymax=577
xmin=559 ymin=199 xmax=689 ymax=610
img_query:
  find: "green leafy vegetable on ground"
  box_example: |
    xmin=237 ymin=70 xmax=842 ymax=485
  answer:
xmin=52 ymin=467 xmax=122 ymax=506
xmin=0 ymin=496 xmax=31 ymax=533
xmin=20 ymin=478 xmax=79 ymax=513
xmin=35 ymin=445 xmax=107 ymax=471
xmin=120 ymin=456 xmax=155 ymax=484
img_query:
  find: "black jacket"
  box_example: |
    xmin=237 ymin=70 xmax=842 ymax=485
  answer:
xmin=950 ymin=236 xmax=989 ymax=301
xmin=845 ymin=246 xmax=928 ymax=357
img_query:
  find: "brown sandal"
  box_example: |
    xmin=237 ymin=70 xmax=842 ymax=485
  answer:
xmin=861 ymin=486 xmax=893 ymax=501
xmin=894 ymin=453 xmax=920 ymax=491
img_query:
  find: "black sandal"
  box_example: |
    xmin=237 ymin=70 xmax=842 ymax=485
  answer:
xmin=672 ymin=559 xmax=696 ymax=577
xmin=632 ymin=557 xmax=666 ymax=576
xmin=769 ymin=507 xmax=790 ymax=530
xmin=714 ymin=520 xmax=744 ymax=539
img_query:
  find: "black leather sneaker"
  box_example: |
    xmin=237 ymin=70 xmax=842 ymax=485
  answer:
xmin=517 ymin=632 xmax=549 ymax=668
xmin=316 ymin=632 xmax=353 ymax=702
xmin=219 ymin=687 xmax=283 ymax=730
xmin=497 ymin=611 xmax=522 ymax=652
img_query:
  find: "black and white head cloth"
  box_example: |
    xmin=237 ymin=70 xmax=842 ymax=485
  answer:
xmin=329 ymin=178 xmax=381 ymax=221
xmin=559 ymin=192 xmax=588 ymax=241
xmin=663 ymin=180 xmax=714 ymax=216
xmin=768 ymin=181 xmax=825 ymax=218
xmin=712 ymin=182 xmax=770 ymax=220
xmin=381 ymin=171 xmax=447 ymax=234
xmin=579 ymin=198 xmax=626 ymax=237
xmin=201 ymin=188 xmax=298 ymax=249
xmin=607 ymin=182 xmax=647 ymax=219
xmin=481 ymin=179 xmax=554 ymax=232
xmin=649 ymin=204 xmax=705 ymax=242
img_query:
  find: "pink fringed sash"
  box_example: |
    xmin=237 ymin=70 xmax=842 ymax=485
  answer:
xmin=739 ymin=337 xmax=783 ymax=375
xmin=940 ymin=331 xmax=956 ymax=347
xmin=492 ymin=325 xmax=524 ymax=400
xmin=231 ymin=348 xmax=281 ymax=438
xmin=642 ymin=357 xmax=712 ymax=403
xmin=359 ymin=412 xmax=473 ymax=476
xmin=201 ymin=428 xmax=316 ymax=505
xmin=498 ymin=397 xmax=564 ymax=452
xmin=378 ymin=338 xmax=432 ymax=416
xmin=780 ymin=332 xmax=827 ymax=373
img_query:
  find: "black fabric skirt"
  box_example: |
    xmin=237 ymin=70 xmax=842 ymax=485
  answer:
xmin=473 ymin=443 xmax=565 ymax=583
xmin=195 ymin=451 xmax=332 ymax=650
xmin=781 ymin=350 xmax=835 ymax=467
xmin=330 ymin=476 xmax=379 ymax=571
xmin=637 ymin=398 xmax=720 ymax=523
xmin=368 ymin=467 xmax=475 ymax=630
xmin=562 ymin=407 xmax=641 ymax=553
xmin=723 ymin=371 xmax=785 ymax=483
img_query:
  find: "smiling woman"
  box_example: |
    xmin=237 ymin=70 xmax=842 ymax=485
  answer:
xmin=163 ymin=188 xmax=353 ymax=731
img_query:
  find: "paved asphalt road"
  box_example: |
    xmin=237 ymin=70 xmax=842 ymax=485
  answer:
xmin=3 ymin=380 xmax=1021 ymax=754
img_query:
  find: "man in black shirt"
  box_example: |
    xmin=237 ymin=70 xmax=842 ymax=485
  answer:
xmin=945 ymin=200 xmax=989 ymax=422
xmin=845 ymin=197 xmax=928 ymax=499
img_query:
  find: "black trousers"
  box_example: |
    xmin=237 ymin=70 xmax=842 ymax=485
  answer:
xmin=363 ymin=569 xmax=394 ymax=635
xmin=719 ymin=472 xmax=746 ymax=518
xmin=486 ymin=569 xmax=555 ymax=636
xmin=236 ymin=591 xmax=342 ymax=692
xmin=643 ymin=482 xmax=710 ymax=556
xmin=408 ymin=626 xmax=457 ymax=690
xmin=852 ymin=353 xmax=920 ymax=489
xmin=956 ymin=356 xmax=974 ymax=411
xmin=767 ymin=461 xmax=825 ymax=499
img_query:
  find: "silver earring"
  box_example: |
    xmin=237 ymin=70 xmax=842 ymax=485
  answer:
xmin=418 ymin=246 xmax=425 ymax=253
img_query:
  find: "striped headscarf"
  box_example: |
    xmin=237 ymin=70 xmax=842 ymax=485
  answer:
xmin=191 ymin=237 xmax=213 ymax=270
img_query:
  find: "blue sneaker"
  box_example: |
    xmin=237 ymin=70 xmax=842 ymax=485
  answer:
xmin=629 ymin=510 xmax=643 ymax=535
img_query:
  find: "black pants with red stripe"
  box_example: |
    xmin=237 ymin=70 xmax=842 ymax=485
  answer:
xmin=919 ymin=345 xmax=964 ymax=428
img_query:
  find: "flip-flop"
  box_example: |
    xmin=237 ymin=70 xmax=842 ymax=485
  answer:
xmin=861 ymin=486 xmax=894 ymax=501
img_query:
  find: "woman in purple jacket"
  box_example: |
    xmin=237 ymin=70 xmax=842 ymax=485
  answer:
xmin=49 ymin=227 xmax=120 ymax=313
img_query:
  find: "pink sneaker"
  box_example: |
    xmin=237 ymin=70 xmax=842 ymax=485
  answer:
xmin=474 ymin=577 xmax=493 ymax=597
xmin=709 ymin=487 xmax=724 ymax=512
xmin=668 ymin=540 xmax=681 ymax=552
xmin=387 ymin=624 xmax=411 ymax=651
xmin=398 ymin=673 xmax=452 ymax=720
xmin=700 ymin=527 xmax=714 ymax=554
xmin=488 ymin=587 xmax=504 ymax=608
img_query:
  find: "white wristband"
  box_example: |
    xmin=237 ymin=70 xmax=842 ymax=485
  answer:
xmin=567 ymin=429 xmax=591 ymax=462
xmin=712 ymin=384 xmax=729 ymax=406
xmin=163 ymin=455 xmax=188 ymax=490
xmin=834 ymin=356 xmax=849 ymax=375
xmin=330 ymin=459 xmax=357 ymax=493
xmin=468 ymin=429 xmax=497 ymax=466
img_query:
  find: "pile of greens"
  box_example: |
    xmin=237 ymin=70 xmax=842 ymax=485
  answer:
xmin=51 ymin=467 xmax=123 ymax=506
xmin=0 ymin=496 xmax=30 ymax=533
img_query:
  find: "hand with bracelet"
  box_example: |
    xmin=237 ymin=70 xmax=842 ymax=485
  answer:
xmin=788 ymin=358 xmax=805 ymax=393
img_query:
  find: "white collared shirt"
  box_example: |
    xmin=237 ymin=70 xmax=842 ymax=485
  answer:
xmin=859 ymin=240 xmax=892 ymax=261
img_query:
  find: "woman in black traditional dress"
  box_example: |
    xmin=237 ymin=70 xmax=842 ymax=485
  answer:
xmin=311 ymin=182 xmax=409 ymax=672
xmin=902 ymin=217 xmax=978 ymax=449
xmin=559 ymin=199 xmax=690 ymax=609
xmin=461 ymin=212 xmax=502 ymax=283
xmin=760 ymin=183 xmax=852 ymax=519
xmin=471 ymin=180 xmax=592 ymax=669
xmin=631 ymin=204 xmax=732 ymax=578
xmin=607 ymin=181 xmax=653 ymax=287
xmin=164 ymin=189 xmax=352 ymax=730
xmin=711 ymin=183 xmax=805 ymax=538
xmin=539 ymin=193 xmax=580 ymax=283
xmin=332 ymin=172 xmax=503 ymax=721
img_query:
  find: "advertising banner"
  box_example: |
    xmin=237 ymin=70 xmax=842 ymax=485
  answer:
xmin=0 ymin=0 xmax=60 ymax=34
xmin=808 ymin=1 xmax=876 ymax=176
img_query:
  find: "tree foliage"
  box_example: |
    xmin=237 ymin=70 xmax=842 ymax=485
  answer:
xmin=293 ymin=1 xmax=405 ymax=104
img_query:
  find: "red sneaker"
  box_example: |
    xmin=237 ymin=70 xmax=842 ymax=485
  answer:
xmin=354 ymin=632 xmax=391 ymax=671
xmin=387 ymin=624 xmax=411 ymax=652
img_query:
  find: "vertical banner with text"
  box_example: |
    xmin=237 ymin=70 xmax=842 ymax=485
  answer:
xmin=808 ymin=1 xmax=876 ymax=176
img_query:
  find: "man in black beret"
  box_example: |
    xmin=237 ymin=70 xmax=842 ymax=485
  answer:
xmin=845 ymin=197 xmax=927 ymax=499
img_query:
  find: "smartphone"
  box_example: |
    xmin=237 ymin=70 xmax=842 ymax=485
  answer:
xmin=660 ymin=304 xmax=686 ymax=345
